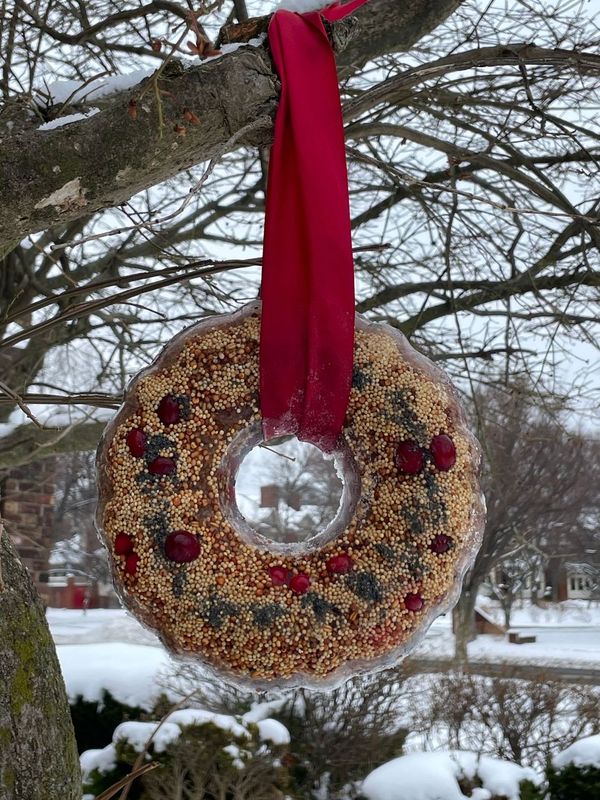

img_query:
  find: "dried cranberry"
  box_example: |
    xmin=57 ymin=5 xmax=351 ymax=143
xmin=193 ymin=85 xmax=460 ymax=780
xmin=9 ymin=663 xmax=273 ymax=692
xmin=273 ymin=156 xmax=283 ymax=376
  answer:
xmin=396 ymin=440 xmax=425 ymax=474
xmin=124 ymin=553 xmax=140 ymax=575
xmin=148 ymin=456 xmax=176 ymax=475
xmin=289 ymin=573 xmax=311 ymax=594
xmin=269 ymin=566 xmax=289 ymax=586
xmin=430 ymin=434 xmax=456 ymax=471
xmin=164 ymin=530 xmax=200 ymax=563
xmin=430 ymin=534 xmax=451 ymax=554
xmin=404 ymin=593 xmax=424 ymax=612
xmin=114 ymin=533 xmax=134 ymax=556
xmin=126 ymin=428 xmax=146 ymax=457
xmin=157 ymin=395 xmax=181 ymax=425
xmin=326 ymin=554 xmax=353 ymax=575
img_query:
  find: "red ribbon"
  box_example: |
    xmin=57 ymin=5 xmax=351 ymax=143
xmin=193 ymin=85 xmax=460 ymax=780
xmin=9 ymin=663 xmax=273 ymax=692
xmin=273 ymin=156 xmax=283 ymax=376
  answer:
xmin=260 ymin=0 xmax=369 ymax=452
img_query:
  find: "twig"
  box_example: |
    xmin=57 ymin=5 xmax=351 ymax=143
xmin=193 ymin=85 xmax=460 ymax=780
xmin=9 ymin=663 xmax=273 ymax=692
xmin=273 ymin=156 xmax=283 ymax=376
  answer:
xmin=95 ymin=763 xmax=159 ymax=800
xmin=0 ymin=392 xmax=122 ymax=408
xmin=258 ymin=443 xmax=296 ymax=461
xmin=0 ymin=380 xmax=44 ymax=427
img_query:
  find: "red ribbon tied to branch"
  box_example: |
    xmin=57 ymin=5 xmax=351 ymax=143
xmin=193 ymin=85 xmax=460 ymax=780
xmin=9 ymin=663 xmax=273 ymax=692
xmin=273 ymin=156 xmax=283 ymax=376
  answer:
xmin=260 ymin=0 xmax=370 ymax=453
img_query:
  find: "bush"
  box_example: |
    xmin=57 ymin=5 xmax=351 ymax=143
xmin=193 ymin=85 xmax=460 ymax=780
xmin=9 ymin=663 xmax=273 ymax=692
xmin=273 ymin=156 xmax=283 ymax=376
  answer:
xmin=167 ymin=663 xmax=411 ymax=800
xmin=276 ymin=678 xmax=408 ymax=799
xmin=81 ymin=709 xmax=291 ymax=800
xmin=546 ymin=734 xmax=600 ymax=799
xmin=142 ymin=723 xmax=289 ymax=800
xmin=546 ymin=763 xmax=600 ymax=799
xmin=70 ymin=690 xmax=147 ymax=754
xmin=412 ymin=666 xmax=600 ymax=769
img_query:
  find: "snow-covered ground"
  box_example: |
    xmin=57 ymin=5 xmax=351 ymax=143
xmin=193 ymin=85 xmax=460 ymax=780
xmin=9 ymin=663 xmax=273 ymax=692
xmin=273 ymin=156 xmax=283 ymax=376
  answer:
xmin=47 ymin=601 xmax=600 ymax=708
xmin=479 ymin=598 xmax=600 ymax=627
xmin=413 ymin=611 xmax=600 ymax=667
xmin=49 ymin=608 xmax=174 ymax=707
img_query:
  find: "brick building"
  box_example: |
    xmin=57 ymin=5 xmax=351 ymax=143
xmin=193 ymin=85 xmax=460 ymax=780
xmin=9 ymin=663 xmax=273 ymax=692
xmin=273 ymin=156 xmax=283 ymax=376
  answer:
xmin=1 ymin=458 xmax=57 ymax=585
xmin=1 ymin=457 xmax=115 ymax=608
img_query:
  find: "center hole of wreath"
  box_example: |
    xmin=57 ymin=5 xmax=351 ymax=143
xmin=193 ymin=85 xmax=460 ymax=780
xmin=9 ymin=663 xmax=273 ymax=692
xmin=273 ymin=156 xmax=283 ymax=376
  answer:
xmin=234 ymin=437 xmax=344 ymax=545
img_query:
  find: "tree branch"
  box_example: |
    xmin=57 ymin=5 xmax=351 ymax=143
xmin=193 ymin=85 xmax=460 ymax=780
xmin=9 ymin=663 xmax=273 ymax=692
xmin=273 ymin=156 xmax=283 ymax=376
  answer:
xmin=0 ymin=420 xmax=106 ymax=469
xmin=0 ymin=0 xmax=467 ymax=248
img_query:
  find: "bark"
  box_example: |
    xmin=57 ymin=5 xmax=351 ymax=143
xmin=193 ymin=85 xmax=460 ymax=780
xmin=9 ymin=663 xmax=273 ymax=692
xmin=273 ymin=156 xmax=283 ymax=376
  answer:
xmin=0 ymin=0 xmax=466 ymax=248
xmin=0 ymin=524 xmax=80 ymax=800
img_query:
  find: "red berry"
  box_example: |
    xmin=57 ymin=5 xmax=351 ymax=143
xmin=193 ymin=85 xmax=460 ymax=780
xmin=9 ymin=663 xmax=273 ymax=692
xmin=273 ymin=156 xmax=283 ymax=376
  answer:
xmin=164 ymin=530 xmax=200 ymax=563
xmin=430 ymin=534 xmax=451 ymax=554
xmin=157 ymin=395 xmax=181 ymax=425
xmin=148 ymin=456 xmax=176 ymax=475
xmin=396 ymin=440 xmax=425 ymax=474
xmin=326 ymin=554 xmax=353 ymax=575
xmin=126 ymin=428 xmax=146 ymax=457
xmin=114 ymin=533 xmax=134 ymax=556
xmin=269 ymin=566 xmax=289 ymax=586
xmin=289 ymin=573 xmax=311 ymax=594
xmin=404 ymin=593 xmax=424 ymax=612
xmin=430 ymin=434 xmax=456 ymax=471
xmin=124 ymin=553 xmax=140 ymax=575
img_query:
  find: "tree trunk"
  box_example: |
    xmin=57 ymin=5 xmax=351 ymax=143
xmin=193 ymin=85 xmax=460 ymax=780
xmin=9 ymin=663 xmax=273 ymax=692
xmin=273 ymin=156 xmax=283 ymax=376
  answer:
xmin=453 ymin=587 xmax=478 ymax=663
xmin=0 ymin=524 xmax=80 ymax=800
xmin=502 ymin=600 xmax=512 ymax=631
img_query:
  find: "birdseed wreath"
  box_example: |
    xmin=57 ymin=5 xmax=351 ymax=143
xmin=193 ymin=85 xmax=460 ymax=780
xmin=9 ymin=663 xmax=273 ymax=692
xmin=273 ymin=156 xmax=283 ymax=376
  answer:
xmin=96 ymin=302 xmax=484 ymax=688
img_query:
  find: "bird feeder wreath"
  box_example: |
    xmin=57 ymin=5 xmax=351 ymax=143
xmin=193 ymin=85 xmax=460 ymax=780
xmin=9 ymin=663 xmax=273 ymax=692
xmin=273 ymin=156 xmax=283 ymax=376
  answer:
xmin=96 ymin=1 xmax=485 ymax=689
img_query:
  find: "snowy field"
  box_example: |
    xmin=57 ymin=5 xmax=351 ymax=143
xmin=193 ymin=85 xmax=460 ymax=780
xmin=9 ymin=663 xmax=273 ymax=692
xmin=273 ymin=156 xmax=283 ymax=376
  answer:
xmin=47 ymin=601 xmax=600 ymax=708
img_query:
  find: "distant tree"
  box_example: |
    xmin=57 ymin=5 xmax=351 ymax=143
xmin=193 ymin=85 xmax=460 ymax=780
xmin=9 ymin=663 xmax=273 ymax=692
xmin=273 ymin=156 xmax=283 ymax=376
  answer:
xmin=454 ymin=382 xmax=600 ymax=659
xmin=487 ymin=545 xmax=546 ymax=629
xmin=50 ymin=452 xmax=111 ymax=586
xmin=236 ymin=437 xmax=344 ymax=544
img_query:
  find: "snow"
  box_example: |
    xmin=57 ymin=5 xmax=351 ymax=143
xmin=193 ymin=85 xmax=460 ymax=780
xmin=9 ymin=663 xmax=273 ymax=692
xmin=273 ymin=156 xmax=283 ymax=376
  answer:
xmin=256 ymin=718 xmax=291 ymax=745
xmin=164 ymin=708 xmax=250 ymax=740
xmin=0 ymin=419 xmax=19 ymax=438
xmin=113 ymin=720 xmax=181 ymax=753
xmin=223 ymin=743 xmax=245 ymax=769
xmin=553 ymin=734 xmax=600 ymax=770
xmin=163 ymin=708 xmax=290 ymax=746
xmin=361 ymin=751 xmax=541 ymax=800
xmin=37 ymin=70 xmax=152 ymax=106
xmin=80 ymin=744 xmax=117 ymax=779
xmin=37 ymin=108 xmax=100 ymax=130
xmin=56 ymin=642 xmax=176 ymax=709
xmin=47 ymin=605 xmax=600 ymax=719
xmin=278 ymin=0 xmax=332 ymax=11
xmin=204 ymin=36 xmax=266 ymax=63
xmin=242 ymin=698 xmax=287 ymax=724
xmin=47 ymin=601 xmax=600 ymax=766
xmin=37 ymin=36 xmax=267 ymax=105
